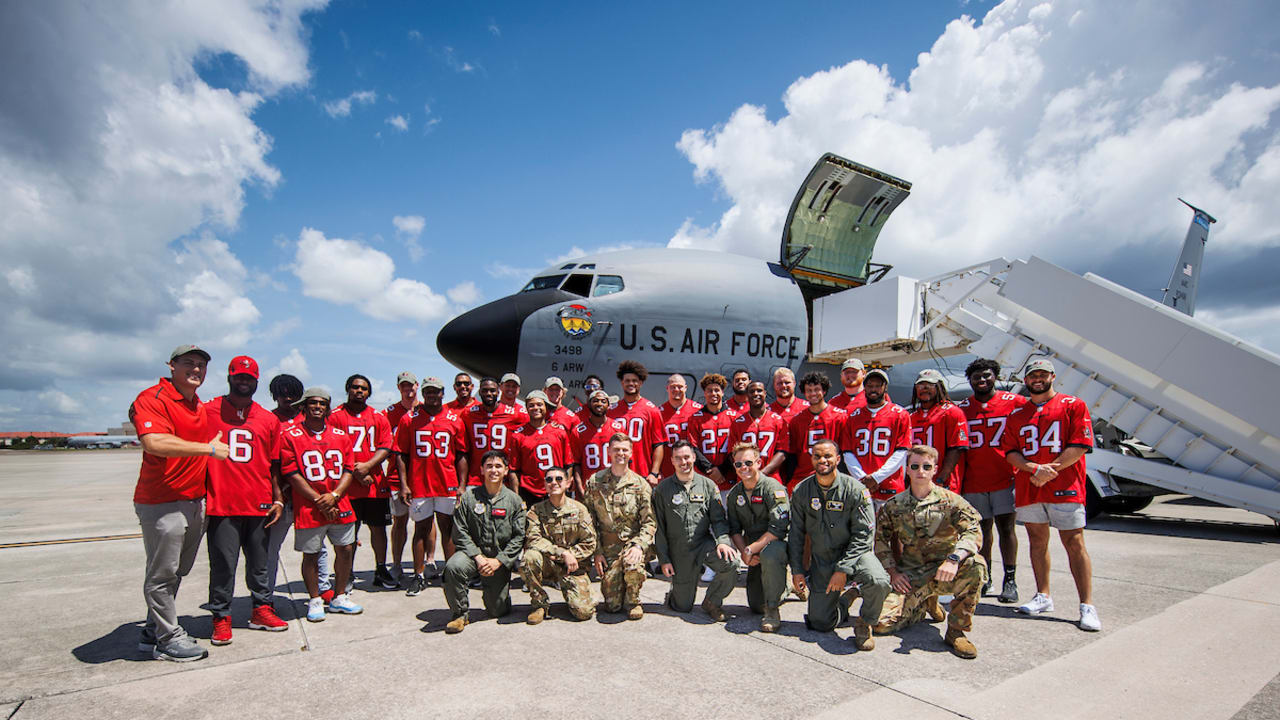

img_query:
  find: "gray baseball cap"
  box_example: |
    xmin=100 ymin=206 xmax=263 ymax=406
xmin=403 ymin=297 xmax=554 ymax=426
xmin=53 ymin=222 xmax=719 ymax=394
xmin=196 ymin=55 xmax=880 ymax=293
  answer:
xmin=543 ymin=376 xmax=565 ymax=389
xmin=500 ymin=372 xmax=521 ymax=385
xmin=588 ymin=389 xmax=619 ymax=404
xmin=291 ymin=387 xmax=331 ymax=406
xmin=526 ymin=390 xmax=549 ymax=404
xmin=396 ymin=371 xmax=418 ymax=386
xmin=421 ymin=376 xmax=446 ymax=390
xmin=866 ymin=368 xmax=890 ymax=384
xmin=915 ymin=368 xmax=945 ymax=385
xmin=1023 ymin=358 xmax=1056 ymax=376
xmin=841 ymin=358 xmax=865 ymax=372
xmin=169 ymin=344 xmax=211 ymax=362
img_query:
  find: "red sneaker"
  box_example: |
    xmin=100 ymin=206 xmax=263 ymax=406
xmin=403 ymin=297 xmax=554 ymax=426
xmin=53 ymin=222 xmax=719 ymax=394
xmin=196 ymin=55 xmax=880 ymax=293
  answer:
xmin=320 ymin=588 xmax=335 ymax=606
xmin=248 ymin=605 xmax=289 ymax=632
xmin=211 ymin=616 xmax=233 ymax=646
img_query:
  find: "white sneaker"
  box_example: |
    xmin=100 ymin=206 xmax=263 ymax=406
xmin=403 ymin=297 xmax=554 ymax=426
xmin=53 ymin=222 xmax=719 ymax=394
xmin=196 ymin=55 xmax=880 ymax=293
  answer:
xmin=1018 ymin=593 xmax=1054 ymax=615
xmin=1078 ymin=603 xmax=1102 ymax=631
xmin=700 ymin=566 xmax=715 ymax=583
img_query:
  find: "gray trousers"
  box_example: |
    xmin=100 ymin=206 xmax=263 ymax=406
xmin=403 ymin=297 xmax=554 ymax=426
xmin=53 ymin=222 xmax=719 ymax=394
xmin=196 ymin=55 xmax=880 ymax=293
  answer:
xmin=207 ymin=515 xmax=271 ymax=616
xmin=665 ymin=540 xmax=737 ymax=613
xmin=135 ymin=499 xmax=205 ymax=644
xmin=804 ymin=553 xmax=890 ymax=632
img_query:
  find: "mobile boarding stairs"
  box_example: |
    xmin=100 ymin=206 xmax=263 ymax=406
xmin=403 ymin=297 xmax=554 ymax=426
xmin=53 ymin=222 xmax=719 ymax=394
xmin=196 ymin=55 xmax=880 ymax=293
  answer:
xmin=810 ymin=256 xmax=1280 ymax=527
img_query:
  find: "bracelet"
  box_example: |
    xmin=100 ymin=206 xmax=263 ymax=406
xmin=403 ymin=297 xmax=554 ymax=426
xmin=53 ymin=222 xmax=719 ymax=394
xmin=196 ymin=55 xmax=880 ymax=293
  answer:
xmin=209 ymin=443 xmax=216 ymax=457
xmin=271 ymin=500 xmax=284 ymax=508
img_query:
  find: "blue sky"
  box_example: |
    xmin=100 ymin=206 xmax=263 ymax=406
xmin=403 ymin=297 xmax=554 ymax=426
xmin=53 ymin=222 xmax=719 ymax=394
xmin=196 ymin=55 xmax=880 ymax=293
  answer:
xmin=2 ymin=0 xmax=1279 ymax=431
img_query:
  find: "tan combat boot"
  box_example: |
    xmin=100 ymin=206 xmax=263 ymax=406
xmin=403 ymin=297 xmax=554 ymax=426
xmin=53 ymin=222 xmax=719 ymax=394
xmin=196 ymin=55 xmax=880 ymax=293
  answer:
xmin=526 ymin=607 xmax=546 ymax=625
xmin=701 ymin=598 xmax=726 ymax=622
xmin=839 ymin=585 xmax=860 ymax=615
xmin=627 ymin=604 xmax=644 ymax=620
xmin=945 ymin=626 xmax=977 ymax=659
xmin=852 ymin=618 xmax=875 ymax=651
xmin=445 ymin=615 xmax=469 ymax=634
xmin=760 ymin=607 xmax=781 ymax=633
xmin=926 ymin=595 xmax=946 ymax=622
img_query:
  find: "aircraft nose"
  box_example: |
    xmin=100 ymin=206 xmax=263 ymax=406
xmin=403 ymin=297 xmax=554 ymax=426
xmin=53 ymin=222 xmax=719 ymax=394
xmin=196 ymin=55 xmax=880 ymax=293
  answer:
xmin=437 ymin=290 xmax=573 ymax=379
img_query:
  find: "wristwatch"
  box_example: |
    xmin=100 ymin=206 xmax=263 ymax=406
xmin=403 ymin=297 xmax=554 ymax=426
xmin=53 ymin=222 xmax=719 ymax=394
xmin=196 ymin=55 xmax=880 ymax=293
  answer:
xmin=946 ymin=553 xmax=962 ymax=563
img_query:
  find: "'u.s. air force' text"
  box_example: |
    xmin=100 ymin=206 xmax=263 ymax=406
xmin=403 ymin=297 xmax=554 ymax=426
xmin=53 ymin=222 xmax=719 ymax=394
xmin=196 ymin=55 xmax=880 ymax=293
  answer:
xmin=615 ymin=324 xmax=802 ymax=360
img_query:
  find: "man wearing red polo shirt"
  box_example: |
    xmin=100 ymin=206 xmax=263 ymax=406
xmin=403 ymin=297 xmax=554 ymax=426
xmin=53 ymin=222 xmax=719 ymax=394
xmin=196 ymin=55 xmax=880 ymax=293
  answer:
xmin=203 ymin=356 xmax=289 ymax=646
xmin=131 ymin=344 xmax=230 ymax=662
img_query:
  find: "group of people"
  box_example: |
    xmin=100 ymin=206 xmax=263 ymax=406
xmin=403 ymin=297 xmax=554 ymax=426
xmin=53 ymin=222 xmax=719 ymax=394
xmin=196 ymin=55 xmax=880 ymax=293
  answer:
xmin=129 ymin=344 xmax=1100 ymax=663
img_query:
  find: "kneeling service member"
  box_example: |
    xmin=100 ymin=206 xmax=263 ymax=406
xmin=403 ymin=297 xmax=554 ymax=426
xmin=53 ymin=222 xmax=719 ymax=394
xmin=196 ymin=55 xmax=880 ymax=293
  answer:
xmin=725 ymin=443 xmax=790 ymax=632
xmin=653 ymin=441 xmax=739 ymax=621
xmin=520 ymin=467 xmax=598 ymax=624
xmin=788 ymin=439 xmax=889 ymax=650
xmin=584 ymin=433 xmax=656 ymax=620
xmin=443 ymin=450 xmax=527 ymax=633
xmin=873 ymin=445 xmax=986 ymax=659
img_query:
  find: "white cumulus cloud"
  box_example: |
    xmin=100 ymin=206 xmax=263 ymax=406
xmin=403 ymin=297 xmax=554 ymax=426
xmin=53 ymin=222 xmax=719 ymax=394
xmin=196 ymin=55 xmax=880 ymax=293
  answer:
xmin=393 ymin=214 xmax=426 ymax=261
xmin=322 ymin=89 xmax=376 ymax=118
xmin=386 ymin=114 xmax=409 ymax=131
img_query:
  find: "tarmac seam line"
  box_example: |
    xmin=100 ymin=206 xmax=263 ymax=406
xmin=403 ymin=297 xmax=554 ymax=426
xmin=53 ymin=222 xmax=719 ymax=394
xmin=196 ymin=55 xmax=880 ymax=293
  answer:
xmin=6 ymin=700 xmax=23 ymax=719
xmin=0 ymin=533 xmax=142 ymax=550
xmin=744 ymin=632 xmax=975 ymax=719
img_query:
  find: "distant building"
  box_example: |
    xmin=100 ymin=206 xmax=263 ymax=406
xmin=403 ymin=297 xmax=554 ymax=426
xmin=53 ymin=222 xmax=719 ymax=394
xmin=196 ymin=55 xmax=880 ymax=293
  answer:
xmin=107 ymin=421 xmax=136 ymax=437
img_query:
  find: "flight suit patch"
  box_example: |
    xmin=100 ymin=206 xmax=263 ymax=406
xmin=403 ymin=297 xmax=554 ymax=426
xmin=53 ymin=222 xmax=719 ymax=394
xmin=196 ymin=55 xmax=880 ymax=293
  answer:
xmin=736 ymin=495 xmax=746 ymax=506
xmin=492 ymin=507 xmax=507 ymax=517
xmin=672 ymin=495 xmax=684 ymax=505
xmin=810 ymin=498 xmax=822 ymax=511
xmin=474 ymin=502 xmax=485 ymax=514
xmin=690 ymin=493 xmax=705 ymax=503
xmin=774 ymin=490 xmax=788 ymax=500
xmin=826 ymin=500 xmax=844 ymax=511
xmin=750 ymin=496 xmax=764 ymax=504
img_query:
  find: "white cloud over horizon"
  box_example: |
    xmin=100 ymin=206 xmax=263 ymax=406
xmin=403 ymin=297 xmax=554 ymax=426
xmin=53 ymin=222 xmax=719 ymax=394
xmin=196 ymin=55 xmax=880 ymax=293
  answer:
xmin=392 ymin=214 xmax=427 ymax=261
xmin=322 ymin=89 xmax=377 ymax=118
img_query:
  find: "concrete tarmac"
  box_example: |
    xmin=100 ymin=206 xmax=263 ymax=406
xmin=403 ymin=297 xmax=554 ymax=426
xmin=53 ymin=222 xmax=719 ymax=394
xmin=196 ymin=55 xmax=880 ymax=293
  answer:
xmin=1 ymin=449 xmax=1278 ymax=719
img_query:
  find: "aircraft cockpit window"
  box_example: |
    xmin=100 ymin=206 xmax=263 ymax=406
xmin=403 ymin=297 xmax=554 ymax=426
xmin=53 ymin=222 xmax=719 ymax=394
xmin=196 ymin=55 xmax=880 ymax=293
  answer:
xmin=521 ymin=274 xmax=566 ymax=292
xmin=561 ymin=273 xmax=594 ymax=297
xmin=560 ymin=263 xmax=577 ymax=270
xmin=579 ymin=263 xmax=596 ymax=269
xmin=593 ymin=275 xmax=624 ymax=296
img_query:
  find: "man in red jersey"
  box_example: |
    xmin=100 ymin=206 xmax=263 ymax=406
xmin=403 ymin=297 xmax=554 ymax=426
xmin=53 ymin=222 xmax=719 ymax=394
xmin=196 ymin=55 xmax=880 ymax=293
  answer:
xmin=727 ymin=369 xmax=751 ymax=413
xmin=204 ymin=356 xmax=288 ymax=646
xmin=727 ymin=381 xmax=788 ymax=481
xmin=264 ymin=373 xmax=308 ymax=606
xmin=829 ymin=357 xmax=892 ymax=412
xmin=500 ymin=372 xmax=526 ymax=409
xmin=131 ymin=344 xmax=229 ymax=662
xmin=281 ymin=387 xmax=363 ymax=621
xmin=909 ymin=369 xmax=969 ymax=492
xmin=769 ymin=367 xmax=805 ymax=423
xmin=658 ymin=374 xmax=702 ymax=478
xmin=573 ymin=375 xmax=605 ymax=423
xmin=543 ymin=376 xmax=578 ymax=429
xmin=1002 ymin=358 xmax=1100 ymax=632
xmin=569 ymin=389 xmax=627 ymax=497
xmin=607 ymin=360 xmax=665 ymax=486
xmin=461 ymin=377 xmax=528 ymax=487
xmin=958 ymin=358 xmax=1028 ymax=604
xmin=329 ymin=374 xmax=395 ymax=590
xmin=841 ymin=368 xmax=912 ymax=511
xmin=396 ymin=377 xmax=467 ymax=597
xmin=447 ymin=373 xmax=478 ymax=413
xmin=687 ymin=373 xmax=738 ymax=493
xmin=784 ymin=372 xmax=848 ymax=490
xmin=385 ymin=371 xmax=420 ymax=585
xmin=511 ymin=391 xmax=575 ymax=506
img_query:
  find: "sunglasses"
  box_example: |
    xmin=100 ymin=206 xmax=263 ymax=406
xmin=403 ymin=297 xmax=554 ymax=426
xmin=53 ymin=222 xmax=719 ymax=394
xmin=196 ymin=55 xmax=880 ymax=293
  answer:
xmin=454 ymin=381 xmax=472 ymax=386
xmin=908 ymin=463 xmax=934 ymax=471
xmin=733 ymin=460 xmax=756 ymax=468
xmin=545 ymin=476 xmax=567 ymax=484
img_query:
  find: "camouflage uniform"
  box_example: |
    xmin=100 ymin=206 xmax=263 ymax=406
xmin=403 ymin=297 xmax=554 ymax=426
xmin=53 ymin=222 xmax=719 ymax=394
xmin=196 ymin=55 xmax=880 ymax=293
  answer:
xmin=725 ymin=475 xmax=790 ymax=613
xmin=873 ymin=485 xmax=987 ymax=632
xmin=788 ymin=473 xmax=890 ymax=632
xmin=584 ymin=467 xmax=656 ymax=612
xmin=652 ymin=473 xmax=737 ymax=612
xmin=521 ymin=497 xmax=598 ymax=620
xmin=444 ymin=484 xmax=527 ymax=619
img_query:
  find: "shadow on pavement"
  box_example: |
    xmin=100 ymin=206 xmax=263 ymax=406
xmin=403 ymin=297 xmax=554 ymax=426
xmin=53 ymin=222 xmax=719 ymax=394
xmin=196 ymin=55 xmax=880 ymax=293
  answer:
xmin=72 ymin=615 xmax=202 ymax=664
xmin=1089 ymin=514 xmax=1278 ymax=544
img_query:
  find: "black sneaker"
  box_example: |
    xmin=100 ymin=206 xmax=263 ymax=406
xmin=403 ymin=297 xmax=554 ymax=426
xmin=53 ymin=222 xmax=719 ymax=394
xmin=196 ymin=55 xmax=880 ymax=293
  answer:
xmin=374 ymin=566 xmax=399 ymax=590
xmin=999 ymin=575 xmax=1019 ymax=604
xmin=405 ymin=574 xmax=429 ymax=597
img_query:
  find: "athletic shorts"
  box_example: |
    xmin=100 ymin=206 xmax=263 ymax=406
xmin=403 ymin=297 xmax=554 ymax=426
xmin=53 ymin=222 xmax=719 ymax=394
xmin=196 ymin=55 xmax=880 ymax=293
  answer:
xmin=964 ymin=487 xmax=1015 ymax=520
xmin=409 ymin=496 xmax=455 ymax=522
xmin=295 ymin=522 xmax=357 ymax=554
xmin=350 ymin=497 xmax=392 ymax=527
xmin=1016 ymin=502 xmax=1086 ymax=530
xmin=389 ymin=490 xmax=410 ymax=518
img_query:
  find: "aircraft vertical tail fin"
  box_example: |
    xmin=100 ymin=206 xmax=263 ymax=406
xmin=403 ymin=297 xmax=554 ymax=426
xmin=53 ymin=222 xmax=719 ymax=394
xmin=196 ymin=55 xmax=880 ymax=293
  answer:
xmin=1161 ymin=198 xmax=1216 ymax=316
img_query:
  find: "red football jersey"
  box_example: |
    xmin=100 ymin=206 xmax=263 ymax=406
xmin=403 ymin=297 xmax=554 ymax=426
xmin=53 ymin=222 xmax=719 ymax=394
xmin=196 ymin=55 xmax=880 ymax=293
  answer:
xmin=659 ymin=399 xmax=703 ymax=477
xmin=606 ymin=397 xmax=665 ymax=477
xmin=727 ymin=396 xmax=749 ymax=413
xmin=280 ymin=423 xmax=356 ymax=529
xmin=909 ymin=402 xmax=970 ymax=492
xmin=446 ymin=397 xmax=478 ymax=414
xmin=958 ymin=392 xmax=1030 ymax=494
xmin=687 ymin=406 xmax=738 ymax=488
xmin=328 ymin=404 xmax=393 ymax=499
xmin=786 ymin=404 xmax=848 ymax=490
xmin=383 ymin=401 xmax=419 ymax=483
xmin=397 ymin=407 xmax=466 ymax=498
xmin=828 ymin=388 xmax=892 ymax=413
xmin=770 ymin=397 xmax=806 ymax=424
xmin=131 ymin=378 xmax=211 ymax=504
xmin=841 ymin=403 xmax=912 ymax=500
xmin=1001 ymin=393 xmax=1094 ymax=506
xmin=727 ymin=410 xmax=789 ymax=482
xmin=461 ymin=403 xmax=528 ymax=484
xmin=512 ymin=422 xmax=575 ymax=497
xmin=548 ymin=405 xmax=578 ymax=430
xmin=204 ymin=397 xmax=280 ymax=516
xmin=569 ymin=417 xmax=628 ymax=478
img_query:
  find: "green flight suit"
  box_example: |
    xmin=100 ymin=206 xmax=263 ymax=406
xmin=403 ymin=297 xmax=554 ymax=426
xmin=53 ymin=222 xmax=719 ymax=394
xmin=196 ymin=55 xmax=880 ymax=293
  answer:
xmin=445 ymin=483 xmax=526 ymax=619
xmin=725 ymin=475 xmax=790 ymax=613
xmin=788 ymin=472 xmax=890 ymax=632
xmin=652 ymin=473 xmax=737 ymax=612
